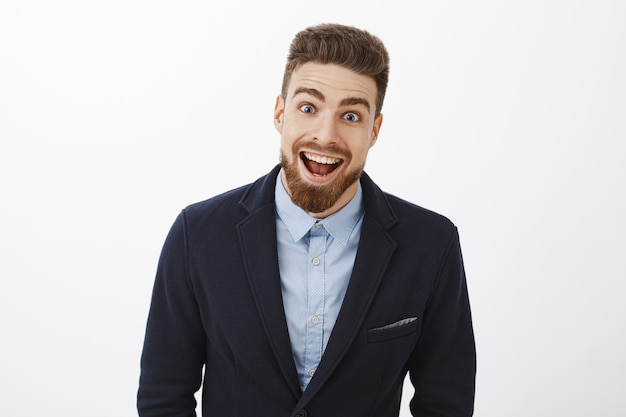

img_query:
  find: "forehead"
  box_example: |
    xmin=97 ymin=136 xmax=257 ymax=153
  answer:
xmin=287 ymin=62 xmax=378 ymax=106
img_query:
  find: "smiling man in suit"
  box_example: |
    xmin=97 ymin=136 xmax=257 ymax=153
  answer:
xmin=138 ymin=23 xmax=476 ymax=417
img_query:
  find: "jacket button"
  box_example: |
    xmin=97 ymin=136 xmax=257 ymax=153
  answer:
xmin=295 ymin=410 xmax=308 ymax=417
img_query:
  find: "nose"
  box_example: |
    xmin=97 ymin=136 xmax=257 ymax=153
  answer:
xmin=312 ymin=113 xmax=339 ymax=146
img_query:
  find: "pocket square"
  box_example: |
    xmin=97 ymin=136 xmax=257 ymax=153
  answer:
xmin=370 ymin=317 xmax=418 ymax=331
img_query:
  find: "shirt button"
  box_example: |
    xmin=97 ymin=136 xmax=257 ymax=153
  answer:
xmin=316 ymin=223 xmax=323 ymax=228
xmin=308 ymin=369 xmax=316 ymax=377
xmin=312 ymin=257 xmax=320 ymax=265
xmin=311 ymin=316 xmax=319 ymax=324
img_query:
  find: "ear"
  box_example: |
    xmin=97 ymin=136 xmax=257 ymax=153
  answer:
xmin=370 ymin=113 xmax=383 ymax=148
xmin=274 ymin=95 xmax=285 ymax=133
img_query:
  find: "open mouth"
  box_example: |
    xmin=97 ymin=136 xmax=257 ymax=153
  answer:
xmin=301 ymin=152 xmax=343 ymax=176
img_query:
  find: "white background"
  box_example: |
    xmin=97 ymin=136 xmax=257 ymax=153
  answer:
xmin=1 ymin=1 xmax=625 ymax=416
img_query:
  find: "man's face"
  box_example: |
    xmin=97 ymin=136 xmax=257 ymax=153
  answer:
xmin=274 ymin=62 xmax=383 ymax=217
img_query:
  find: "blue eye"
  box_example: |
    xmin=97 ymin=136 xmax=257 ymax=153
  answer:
xmin=343 ymin=112 xmax=360 ymax=122
xmin=300 ymin=104 xmax=315 ymax=114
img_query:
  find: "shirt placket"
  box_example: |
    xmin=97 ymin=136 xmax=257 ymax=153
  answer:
xmin=304 ymin=221 xmax=327 ymax=387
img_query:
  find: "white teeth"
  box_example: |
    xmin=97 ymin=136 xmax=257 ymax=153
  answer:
xmin=304 ymin=152 xmax=340 ymax=165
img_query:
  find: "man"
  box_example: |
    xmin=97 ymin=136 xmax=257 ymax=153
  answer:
xmin=138 ymin=23 xmax=476 ymax=417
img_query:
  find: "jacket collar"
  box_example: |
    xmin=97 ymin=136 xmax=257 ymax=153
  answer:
xmin=239 ymin=164 xmax=398 ymax=230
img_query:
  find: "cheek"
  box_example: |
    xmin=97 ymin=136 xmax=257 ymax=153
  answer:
xmin=353 ymin=148 xmax=371 ymax=165
xmin=347 ymin=132 xmax=375 ymax=160
xmin=280 ymin=122 xmax=303 ymax=149
xmin=279 ymin=134 xmax=299 ymax=163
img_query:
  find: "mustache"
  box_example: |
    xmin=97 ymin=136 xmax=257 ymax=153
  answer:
xmin=292 ymin=140 xmax=351 ymax=160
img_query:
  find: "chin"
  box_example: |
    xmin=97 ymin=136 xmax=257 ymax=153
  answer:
xmin=281 ymin=150 xmax=363 ymax=214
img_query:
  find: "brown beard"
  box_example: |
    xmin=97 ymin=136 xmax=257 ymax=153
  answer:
xmin=280 ymin=143 xmax=363 ymax=214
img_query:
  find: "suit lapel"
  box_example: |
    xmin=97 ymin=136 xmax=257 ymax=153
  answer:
xmin=237 ymin=167 xmax=301 ymax=399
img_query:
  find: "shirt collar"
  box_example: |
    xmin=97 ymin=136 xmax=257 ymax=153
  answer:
xmin=275 ymin=169 xmax=364 ymax=245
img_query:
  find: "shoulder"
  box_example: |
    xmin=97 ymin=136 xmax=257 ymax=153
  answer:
xmin=182 ymin=183 xmax=251 ymax=223
xmin=377 ymin=191 xmax=461 ymax=264
xmin=385 ymin=192 xmax=456 ymax=232
xmin=363 ymin=178 xmax=459 ymax=251
xmin=361 ymin=173 xmax=457 ymax=239
xmin=177 ymin=166 xmax=279 ymax=228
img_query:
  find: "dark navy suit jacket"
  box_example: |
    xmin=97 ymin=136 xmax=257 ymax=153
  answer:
xmin=138 ymin=165 xmax=476 ymax=417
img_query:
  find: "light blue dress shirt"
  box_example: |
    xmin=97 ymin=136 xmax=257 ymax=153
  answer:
xmin=275 ymin=172 xmax=364 ymax=391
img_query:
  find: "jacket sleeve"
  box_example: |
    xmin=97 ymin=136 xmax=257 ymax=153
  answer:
xmin=137 ymin=211 xmax=206 ymax=417
xmin=408 ymin=228 xmax=476 ymax=416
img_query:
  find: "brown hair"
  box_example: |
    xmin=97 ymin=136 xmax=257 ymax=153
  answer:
xmin=280 ymin=23 xmax=390 ymax=117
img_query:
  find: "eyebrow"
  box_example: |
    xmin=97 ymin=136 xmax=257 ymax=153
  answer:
xmin=340 ymin=97 xmax=371 ymax=113
xmin=293 ymin=87 xmax=325 ymax=102
xmin=292 ymin=87 xmax=371 ymax=114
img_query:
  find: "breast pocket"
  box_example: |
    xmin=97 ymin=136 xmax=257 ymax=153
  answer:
xmin=366 ymin=317 xmax=420 ymax=343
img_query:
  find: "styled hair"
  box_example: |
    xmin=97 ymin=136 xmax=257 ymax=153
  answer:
xmin=280 ymin=23 xmax=390 ymax=116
